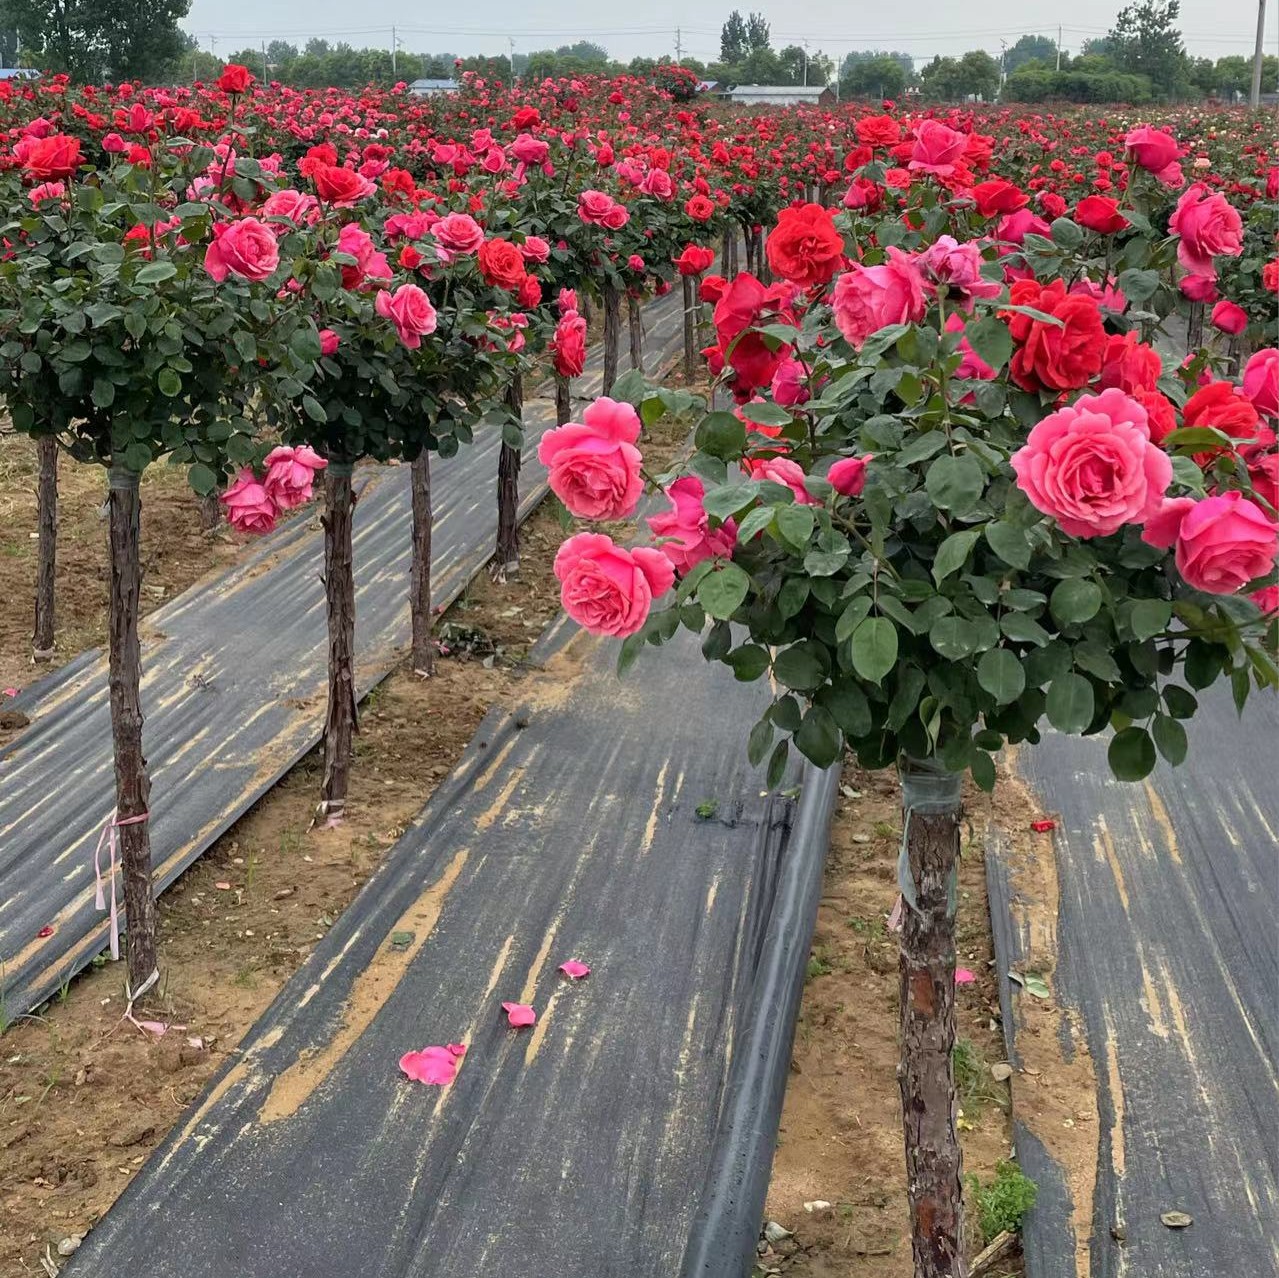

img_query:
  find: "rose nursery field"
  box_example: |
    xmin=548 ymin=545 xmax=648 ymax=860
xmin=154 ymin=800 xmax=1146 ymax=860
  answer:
xmin=0 ymin=63 xmax=1276 ymax=1278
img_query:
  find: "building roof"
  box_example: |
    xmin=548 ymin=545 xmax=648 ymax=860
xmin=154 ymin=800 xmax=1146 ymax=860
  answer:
xmin=408 ymin=78 xmax=459 ymax=90
xmin=727 ymin=84 xmax=827 ymax=97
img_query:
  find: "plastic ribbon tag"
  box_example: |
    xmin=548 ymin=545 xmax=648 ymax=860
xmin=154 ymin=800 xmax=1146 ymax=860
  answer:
xmin=896 ymin=756 xmax=963 ymax=917
xmin=93 ymin=808 xmax=150 ymax=961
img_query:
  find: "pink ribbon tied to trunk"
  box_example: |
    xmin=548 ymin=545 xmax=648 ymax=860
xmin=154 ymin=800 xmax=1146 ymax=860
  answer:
xmin=93 ymin=807 xmax=149 ymax=961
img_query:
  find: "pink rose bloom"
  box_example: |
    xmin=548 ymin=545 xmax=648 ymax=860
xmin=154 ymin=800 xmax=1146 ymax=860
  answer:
xmin=261 ymin=188 xmax=318 ymax=232
xmin=537 ymin=396 xmax=644 ymax=520
xmin=771 ymin=357 xmax=810 ymax=407
xmin=558 ymin=287 xmax=579 ymax=315
xmin=1125 ymin=125 xmax=1179 ymax=175
xmin=577 ymin=189 xmax=618 ymax=225
xmin=1169 ymin=183 xmax=1243 ymax=280
xmin=1156 ymin=162 xmax=1185 ymax=189
xmin=828 ymin=455 xmax=872 ymax=497
xmin=1010 ymin=387 xmax=1173 ymax=538
xmin=554 ymin=532 xmax=674 ymax=637
xmin=908 ymin=120 xmax=967 ymax=178
xmin=204 ymin=217 xmax=279 ymax=283
xmin=995 ymin=208 xmax=1051 ymax=246
xmin=1179 ymin=272 xmax=1219 ymax=304
xmin=1174 ymin=492 xmax=1278 ymax=594
xmin=511 ymin=133 xmax=549 ymax=166
xmin=1251 ymin=585 xmax=1279 ymax=614
xmin=375 ymin=283 xmax=438 ymax=349
xmin=336 ymin=222 xmax=391 ymax=288
xmin=28 ymin=181 xmax=65 ymax=204
xmin=262 ymin=444 xmax=327 ymax=509
xmin=1242 ymin=348 xmax=1279 ymax=419
xmin=944 ymin=313 xmax=996 ymax=382
xmin=601 ymin=202 xmax=630 ymax=230
xmin=520 ymin=235 xmax=550 ymax=263
xmin=1069 ymin=276 xmax=1128 ymax=312
xmin=640 ymin=169 xmax=674 ymax=200
xmin=627 ymin=254 xmax=645 ymax=272
xmin=318 ymin=328 xmax=339 ymax=356
xmin=1140 ymin=497 xmax=1197 ymax=549
xmin=220 ymin=468 xmax=278 ymax=534
xmin=430 ymin=212 xmax=484 ymax=260
xmin=917 ymin=235 xmax=999 ymax=310
xmin=647 ymin=476 xmax=738 ymax=573
xmin=102 ymin=132 xmax=127 ymax=153
xmin=1211 ymin=300 xmax=1248 ymax=335
xmin=748 ymin=456 xmax=819 ymax=505
xmin=831 ymin=248 xmax=926 ymax=349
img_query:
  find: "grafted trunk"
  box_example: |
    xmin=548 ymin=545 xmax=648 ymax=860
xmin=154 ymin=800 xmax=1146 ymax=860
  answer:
xmin=601 ymin=282 xmax=621 ymax=397
xmin=1186 ymin=300 xmax=1205 ymax=352
xmin=409 ymin=450 xmax=435 ymax=677
xmin=33 ymin=435 xmax=57 ymax=660
xmin=555 ymin=374 xmax=572 ymax=426
xmin=198 ymin=491 xmax=221 ymax=532
xmin=106 ymin=467 xmax=157 ymax=996
xmin=898 ymin=757 xmax=967 ymax=1278
xmin=627 ymin=292 xmax=644 ymax=372
xmin=493 ymin=374 xmax=523 ymax=582
xmin=756 ymin=229 xmax=770 ymax=283
xmin=682 ymin=276 xmax=697 ymax=380
xmin=720 ymin=226 xmax=731 ymax=275
xmin=728 ymin=228 xmax=739 ymax=277
xmin=320 ymin=466 xmax=357 ymax=816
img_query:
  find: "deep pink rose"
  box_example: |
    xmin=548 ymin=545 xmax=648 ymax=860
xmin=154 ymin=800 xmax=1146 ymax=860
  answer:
xmin=261 ymin=188 xmax=319 ymax=232
xmin=536 ymin=396 xmax=644 ymax=520
xmin=945 ymin=313 xmax=996 ymax=382
xmin=375 ymin=283 xmax=437 ymax=349
xmin=519 ymin=235 xmax=550 ymax=263
xmin=578 ymin=189 xmax=618 ymax=225
xmin=828 ymin=455 xmax=872 ymax=496
xmin=318 ymin=328 xmax=339 ymax=356
xmin=831 ymin=248 xmax=926 ymax=349
xmin=1010 ymin=387 xmax=1172 ymax=538
xmin=771 ymin=357 xmax=810 ymax=407
xmin=908 ymin=120 xmax=967 ymax=178
xmin=917 ymin=235 xmax=999 ymax=310
xmin=646 ymin=476 xmax=738 ymax=573
xmin=204 ymin=217 xmax=279 ymax=283
xmin=1179 ymin=272 xmax=1218 ymax=303
xmin=554 ymin=532 xmax=674 ymax=637
xmin=1140 ymin=497 xmax=1197 ymax=549
xmin=262 ymin=445 xmax=327 ymax=510
xmin=220 ymin=468 xmax=277 ymax=534
xmin=1125 ymin=125 xmax=1179 ymax=175
xmin=746 ymin=456 xmax=819 ymax=505
xmin=1210 ymin=300 xmax=1248 ymax=335
xmin=431 ymin=212 xmax=484 ymax=260
xmin=1174 ymin=493 xmax=1278 ymax=594
xmin=1169 ymin=183 xmax=1243 ymax=280
xmin=1242 ymin=348 xmax=1279 ymax=419
xmin=336 ymin=223 xmax=391 ymax=288
xmin=1251 ymin=585 xmax=1279 ymax=614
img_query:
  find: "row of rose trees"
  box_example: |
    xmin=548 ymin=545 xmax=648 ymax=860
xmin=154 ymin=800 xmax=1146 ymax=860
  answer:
xmin=0 ymin=74 xmax=722 ymax=1005
xmin=546 ymin=128 xmax=1278 ymax=1278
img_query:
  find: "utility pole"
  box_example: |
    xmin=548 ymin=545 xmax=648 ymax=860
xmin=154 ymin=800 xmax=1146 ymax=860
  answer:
xmin=675 ymin=26 xmax=682 ymax=61
xmin=508 ymin=36 xmax=515 ymax=78
xmin=802 ymin=39 xmax=810 ymax=86
xmin=1250 ymin=0 xmax=1268 ymax=108
xmin=1056 ymin=25 xmax=1063 ymax=71
xmin=999 ymin=38 xmax=1008 ymax=88
xmin=391 ymin=26 xmax=397 ymax=78
xmin=261 ymin=41 xmax=268 ymax=82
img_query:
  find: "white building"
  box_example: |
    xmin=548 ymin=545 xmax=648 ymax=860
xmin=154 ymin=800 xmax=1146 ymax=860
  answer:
xmin=725 ymin=84 xmax=833 ymax=107
xmin=408 ymin=79 xmax=459 ymax=97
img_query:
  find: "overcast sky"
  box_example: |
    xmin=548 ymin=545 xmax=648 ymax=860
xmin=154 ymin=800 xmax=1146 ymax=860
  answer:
xmin=181 ymin=0 xmax=1276 ymax=65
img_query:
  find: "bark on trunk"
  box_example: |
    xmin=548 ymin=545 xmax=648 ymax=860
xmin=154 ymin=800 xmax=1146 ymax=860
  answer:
xmin=33 ymin=435 xmax=57 ymax=660
xmin=627 ymin=291 xmax=644 ymax=372
xmin=555 ymin=374 xmax=572 ymax=426
xmin=409 ymin=450 xmax=435 ymax=677
xmin=756 ymin=229 xmax=771 ymax=283
xmin=742 ymin=228 xmax=754 ymax=274
xmin=729 ymin=229 xmax=739 ymax=277
xmin=198 ymin=491 xmax=221 ymax=532
xmin=320 ymin=466 xmax=357 ymax=816
xmin=720 ymin=226 xmax=731 ymax=275
xmin=682 ymin=276 xmax=697 ymax=381
xmin=898 ymin=757 xmax=967 ymax=1278
xmin=106 ymin=467 xmax=157 ymax=996
xmin=580 ymin=291 xmax=592 ymax=328
xmin=493 ymin=374 xmax=523 ymax=582
xmin=1186 ymin=300 xmax=1205 ymax=352
xmin=601 ymin=281 xmax=621 ymax=397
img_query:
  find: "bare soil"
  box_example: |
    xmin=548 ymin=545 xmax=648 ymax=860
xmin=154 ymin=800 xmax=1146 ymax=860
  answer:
xmin=763 ymin=766 xmax=1042 ymax=1278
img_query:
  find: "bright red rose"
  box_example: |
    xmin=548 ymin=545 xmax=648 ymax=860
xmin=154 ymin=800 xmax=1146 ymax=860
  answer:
xmin=1004 ymin=277 xmax=1105 ymax=394
xmin=311 ymin=164 xmax=375 ymax=206
xmin=973 ymin=180 xmax=1027 ymax=217
xmin=684 ymin=194 xmax=715 ymax=222
xmin=712 ymin=273 xmax=789 ymax=394
xmin=1210 ymin=300 xmax=1248 ymax=335
xmin=551 ymin=310 xmax=587 ymax=379
xmin=1183 ymin=380 xmax=1266 ymax=458
xmin=699 ymin=273 xmax=727 ymax=303
xmin=856 ymin=115 xmax=901 ymax=148
xmin=478 ymin=238 xmax=527 ymax=291
xmin=1098 ymin=332 xmax=1162 ymax=394
xmin=19 ymin=134 xmax=82 ymax=181
xmin=765 ymin=203 xmax=844 ymax=287
xmin=215 ymin=64 xmax=254 ymax=94
xmin=1075 ymin=195 xmax=1129 ymax=234
xmin=1134 ymin=389 xmax=1178 ymax=445
xmin=674 ymin=244 xmax=715 ymax=276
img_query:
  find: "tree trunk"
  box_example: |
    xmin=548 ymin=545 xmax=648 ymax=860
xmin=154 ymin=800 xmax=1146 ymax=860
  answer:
xmin=33 ymin=435 xmax=57 ymax=661
xmin=1186 ymin=300 xmax=1205 ymax=352
xmin=720 ymin=226 xmax=731 ymax=275
xmin=493 ymin=374 xmax=523 ymax=582
xmin=742 ymin=228 xmax=754 ymax=274
xmin=756 ymin=229 xmax=771 ymax=284
xmin=106 ymin=467 xmax=157 ymax=997
xmin=729 ymin=228 xmax=739 ymax=277
xmin=627 ymin=291 xmax=644 ymax=372
xmin=580 ymin=290 xmax=592 ymax=328
xmin=555 ymin=374 xmax=572 ymax=426
xmin=409 ymin=451 xmax=435 ymax=677
xmin=682 ymin=276 xmax=697 ymax=381
xmin=198 ymin=491 xmax=221 ymax=532
xmin=320 ymin=466 xmax=357 ymax=817
xmin=898 ymin=756 xmax=967 ymax=1278
xmin=601 ymin=281 xmax=621 ymax=397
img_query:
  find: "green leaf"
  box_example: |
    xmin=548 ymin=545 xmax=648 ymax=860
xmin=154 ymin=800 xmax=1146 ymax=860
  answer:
xmin=1127 ymin=599 xmax=1173 ymax=641
xmin=804 ymin=548 xmax=849 ymax=577
xmin=985 ymin=520 xmax=1031 ymax=570
xmin=795 ymin=705 xmax=842 ymax=768
xmin=747 ymin=718 xmax=774 ymax=766
xmin=302 ymin=394 xmax=327 ymax=423
xmin=609 ymin=368 xmax=647 ymax=406
xmin=1073 ymin=641 xmax=1122 ymax=683
xmin=122 ymin=442 xmax=152 ymax=473
xmin=1108 ymin=725 xmax=1157 ymax=782
xmin=819 ymin=681 xmax=872 ymax=737
xmin=850 ymin=617 xmax=898 ymax=684
xmin=1047 ymin=673 xmax=1095 ymax=734
xmin=933 ymin=528 xmax=982 ymax=584
xmin=1050 ymin=217 xmax=1084 ymax=250
xmin=773 ymin=642 xmax=827 ymax=691
xmin=726 ymin=644 xmax=771 ymax=681
xmin=775 ymin=503 xmax=815 ymax=550
xmin=925 ymin=454 xmax=985 ymax=515
xmin=970 ymin=750 xmax=996 ymax=792
xmin=739 ymin=399 xmax=792 ymax=426
xmin=964 ymin=316 xmax=1014 ymax=372
xmin=835 ymin=596 xmax=873 ymax=644
xmin=157 ymin=368 xmax=182 ymax=397
xmin=929 ymin=616 xmax=980 ymax=660
xmin=1162 ymin=685 xmax=1198 ymax=719
xmin=701 ymin=483 xmax=756 ymax=521
xmin=766 ymin=739 xmax=790 ymax=789
xmin=694 ymin=411 xmax=747 ymax=459
xmin=1000 ymin=613 xmax=1052 ymax=647
xmin=1050 ymin=578 xmax=1103 ymax=626
xmin=134 ymin=260 xmax=178 ymax=285
xmin=697 ymin=562 xmax=751 ymax=620
xmin=188 ymin=463 xmax=218 ymax=497
xmin=1183 ymin=639 xmax=1223 ymax=690
xmin=977 ymin=649 xmax=1026 ymax=705
xmin=1152 ymin=714 xmax=1188 ymax=766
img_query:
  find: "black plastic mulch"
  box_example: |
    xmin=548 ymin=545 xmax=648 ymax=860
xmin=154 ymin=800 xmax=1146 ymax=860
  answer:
xmin=65 ymin=613 xmax=837 ymax=1278
xmin=0 ymin=290 xmax=686 ymax=1021
xmin=988 ymin=687 xmax=1278 ymax=1277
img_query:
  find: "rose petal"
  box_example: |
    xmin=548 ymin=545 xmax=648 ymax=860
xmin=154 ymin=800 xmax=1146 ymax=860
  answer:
xmin=37 ymin=925 xmax=54 ymax=938
xmin=1031 ymin=819 xmax=1057 ymax=833
xmin=135 ymin=1020 xmax=170 ymax=1036
xmin=214 ymin=881 xmax=232 ymax=890
xmin=886 ymin=896 xmax=904 ymax=934
xmin=400 ymin=1044 xmax=466 ymax=1086
xmin=558 ymin=959 xmax=591 ymax=980
xmin=955 ymin=968 xmax=977 ymax=985
xmin=2 ymin=687 xmax=18 ymax=698
xmin=501 ymin=1001 xmax=537 ymax=1028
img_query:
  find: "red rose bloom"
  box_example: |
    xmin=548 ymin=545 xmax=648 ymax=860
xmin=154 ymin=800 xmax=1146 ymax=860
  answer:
xmin=478 ymin=237 xmax=527 ymax=290
xmin=215 ymin=64 xmax=254 ymax=94
xmin=1004 ymin=277 xmax=1105 ymax=393
xmin=1135 ymin=389 xmax=1178 ymax=445
xmin=1098 ymin=332 xmax=1162 ymax=394
xmin=684 ymin=194 xmax=715 ymax=222
xmin=20 ymin=134 xmax=82 ymax=181
xmin=699 ymin=273 xmax=728 ymax=303
xmin=311 ymin=164 xmax=373 ymax=205
xmin=674 ymin=244 xmax=715 ymax=276
xmin=973 ymin=180 xmax=1028 ymax=218
xmin=551 ymin=310 xmax=587 ymax=379
xmin=1075 ymin=195 xmax=1129 ymax=235
xmin=765 ymin=203 xmax=844 ymax=287
xmin=856 ymin=115 xmax=901 ymax=148
xmin=712 ymin=274 xmax=791 ymax=395
xmin=1183 ymin=380 xmax=1266 ymax=458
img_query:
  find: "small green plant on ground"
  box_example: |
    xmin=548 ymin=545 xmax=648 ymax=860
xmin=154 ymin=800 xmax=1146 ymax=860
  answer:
xmin=805 ymin=948 xmax=834 ymax=982
xmin=969 ymin=1159 xmax=1038 ymax=1243
xmin=694 ymin=798 xmax=718 ymax=819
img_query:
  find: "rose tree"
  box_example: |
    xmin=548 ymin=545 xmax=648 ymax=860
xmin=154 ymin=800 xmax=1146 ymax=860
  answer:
xmin=547 ymin=203 xmax=1277 ymax=1276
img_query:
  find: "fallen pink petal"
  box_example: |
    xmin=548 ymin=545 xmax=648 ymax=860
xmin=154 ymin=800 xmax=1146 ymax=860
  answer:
xmin=37 ymin=925 xmax=54 ymax=939
xmin=501 ymin=1001 xmax=537 ymax=1027
xmin=400 ymin=1043 xmax=467 ymax=1086
xmin=955 ymin=968 xmax=976 ymax=985
xmin=558 ymin=959 xmax=591 ymax=980
xmin=2 ymin=687 xmax=18 ymax=698
xmin=135 ymin=1020 xmax=170 ymax=1036
xmin=1031 ymin=819 xmax=1057 ymax=833
xmin=214 ymin=881 xmax=232 ymax=890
